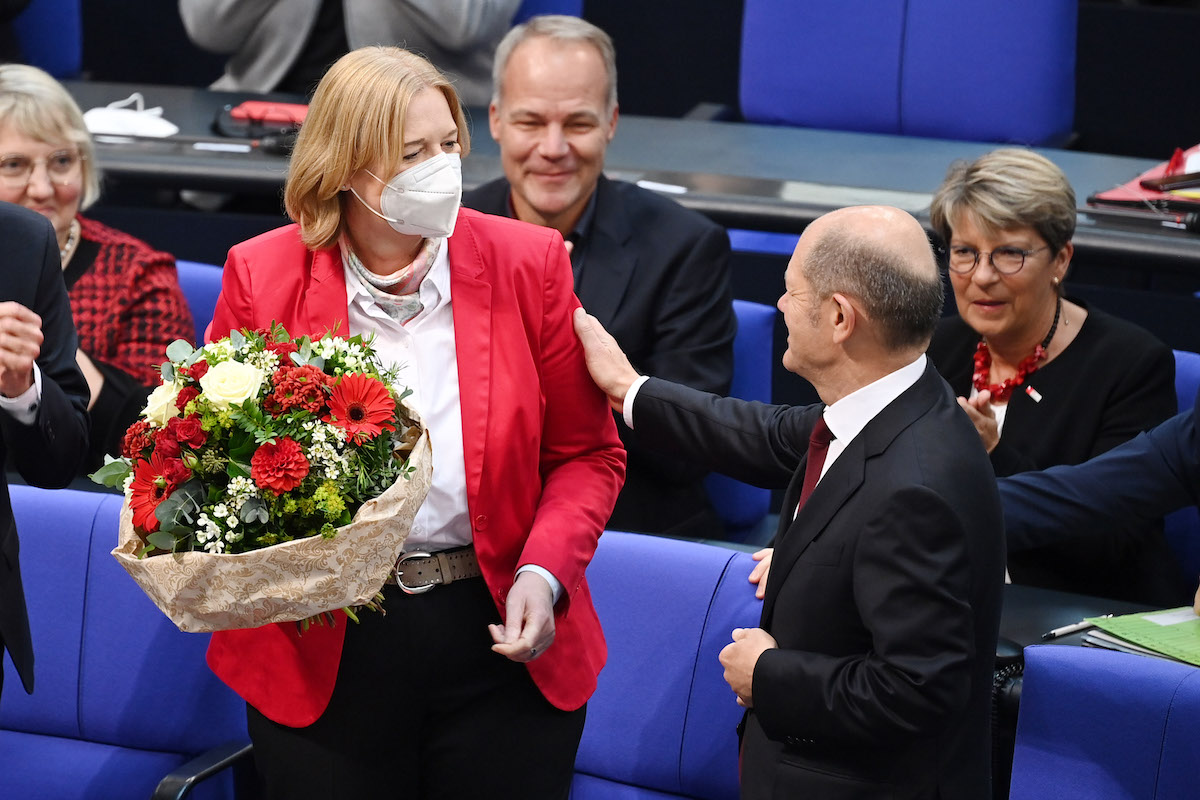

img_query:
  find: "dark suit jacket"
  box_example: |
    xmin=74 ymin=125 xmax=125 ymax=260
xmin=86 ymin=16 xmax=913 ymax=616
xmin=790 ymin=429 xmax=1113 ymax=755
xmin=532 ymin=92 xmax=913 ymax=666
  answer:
xmin=633 ymin=362 xmax=1005 ymax=799
xmin=1000 ymin=387 xmax=1200 ymax=553
xmin=463 ymin=175 xmax=735 ymax=538
xmin=0 ymin=202 xmax=90 ymax=695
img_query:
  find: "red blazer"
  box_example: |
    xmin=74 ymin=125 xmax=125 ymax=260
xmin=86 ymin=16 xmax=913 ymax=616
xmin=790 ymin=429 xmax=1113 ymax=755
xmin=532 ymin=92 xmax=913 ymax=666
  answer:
xmin=204 ymin=209 xmax=625 ymax=727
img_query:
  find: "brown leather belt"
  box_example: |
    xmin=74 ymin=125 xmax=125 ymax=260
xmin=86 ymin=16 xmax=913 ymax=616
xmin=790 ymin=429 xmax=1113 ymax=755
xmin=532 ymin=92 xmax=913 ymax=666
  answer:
xmin=386 ymin=545 xmax=481 ymax=594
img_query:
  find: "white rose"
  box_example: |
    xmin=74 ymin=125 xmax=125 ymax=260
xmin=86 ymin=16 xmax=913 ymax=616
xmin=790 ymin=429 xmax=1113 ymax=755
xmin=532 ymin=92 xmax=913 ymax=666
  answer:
xmin=143 ymin=382 xmax=182 ymax=427
xmin=199 ymin=360 xmax=265 ymax=409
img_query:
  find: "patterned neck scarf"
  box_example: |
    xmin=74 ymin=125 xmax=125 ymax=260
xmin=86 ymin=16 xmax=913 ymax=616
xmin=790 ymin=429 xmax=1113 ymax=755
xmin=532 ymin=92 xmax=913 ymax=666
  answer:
xmin=340 ymin=236 xmax=442 ymax=324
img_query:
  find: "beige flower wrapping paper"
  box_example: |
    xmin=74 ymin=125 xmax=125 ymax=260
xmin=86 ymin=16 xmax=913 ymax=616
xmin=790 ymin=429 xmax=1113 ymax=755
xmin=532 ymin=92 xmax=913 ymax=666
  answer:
xmin=111 ymin=430 xmax=432 ymax=633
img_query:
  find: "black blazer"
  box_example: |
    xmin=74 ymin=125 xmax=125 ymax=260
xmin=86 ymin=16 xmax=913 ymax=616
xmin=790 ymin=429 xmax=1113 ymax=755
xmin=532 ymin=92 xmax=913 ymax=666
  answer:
xmin=0 ymin=202 xmax=90 ymax=695
xmin=929 ymin=306 xmax=1187 ymax=606
xmin=463 ymin=175 xmax=736 ymax=538
xmin=633 ymin=362 xmax=1005 ymax=799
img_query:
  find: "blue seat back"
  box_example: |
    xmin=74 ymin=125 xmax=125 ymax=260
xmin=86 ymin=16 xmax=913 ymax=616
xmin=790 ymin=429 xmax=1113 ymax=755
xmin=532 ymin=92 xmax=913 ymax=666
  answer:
xmin=1 ymin=486 xmax=247 ymax=800
xmin=739 ymin=0 xmax=1075 ymax=145
xmin=176 ymin=259 xmax=224 ymax=345
xmin=573 ymin=531 xmax=760 ymax=799
xmin=513 ymin=0 xmax=582 ymax=24
xmin=704 ymin=300 xmax=776 ymax=541
xmin=13 ymin=0 xmax=83 ymax=78
xmin=1167 ymin=349 xmax=1200 ymax=591
xmin=1010 ymin=645 xmax=1200 ymax=800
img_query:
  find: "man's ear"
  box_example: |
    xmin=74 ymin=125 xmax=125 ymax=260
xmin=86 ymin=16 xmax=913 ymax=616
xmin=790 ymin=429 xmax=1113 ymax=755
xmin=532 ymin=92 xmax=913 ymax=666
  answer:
xmin=488 ymin=102 xmax=501 ymax=141
xmin=829 ymin=292 xmax=857 ymax=344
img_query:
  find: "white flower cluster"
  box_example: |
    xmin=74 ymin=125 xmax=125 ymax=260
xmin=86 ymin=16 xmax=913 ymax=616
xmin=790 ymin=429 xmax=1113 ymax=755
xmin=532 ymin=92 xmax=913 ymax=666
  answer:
xmin=314 ymin=337 xmax=372 ymax=374
xmin=200 ymin=338 xmax=236 ymax=363
xmin=194 ymin=476 xmax=260 ymax=554
xmin=243 ymin=348 xmax=281 ymax=374
xmin=302 ymin=419 xmax=352 ymax=481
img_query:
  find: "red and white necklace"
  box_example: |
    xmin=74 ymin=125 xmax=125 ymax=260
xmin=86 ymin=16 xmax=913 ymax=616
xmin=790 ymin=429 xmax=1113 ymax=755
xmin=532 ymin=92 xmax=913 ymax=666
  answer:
xmin=972 ymin=297 xmax=1062 ymax=403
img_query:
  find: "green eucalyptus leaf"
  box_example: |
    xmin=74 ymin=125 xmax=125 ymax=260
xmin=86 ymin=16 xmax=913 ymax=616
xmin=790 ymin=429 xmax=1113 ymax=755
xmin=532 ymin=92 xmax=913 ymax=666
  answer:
xmin=89 ymin=457 xmax=132 ymax=488
xmin=160 ymin=362 xmax=175 ymax=384
xmin=240 ymin=498 xmax=269 ymax=524
xmin=165 ymin=339 xmax=195 ymax=363
xmin=146 ymin=531 xmax=180 ymax=552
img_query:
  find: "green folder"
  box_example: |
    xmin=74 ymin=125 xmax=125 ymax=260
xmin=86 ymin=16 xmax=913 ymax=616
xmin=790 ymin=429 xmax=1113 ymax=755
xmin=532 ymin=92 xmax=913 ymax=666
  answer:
xmin=1082 ymin=607 xmax=1200 ymax=666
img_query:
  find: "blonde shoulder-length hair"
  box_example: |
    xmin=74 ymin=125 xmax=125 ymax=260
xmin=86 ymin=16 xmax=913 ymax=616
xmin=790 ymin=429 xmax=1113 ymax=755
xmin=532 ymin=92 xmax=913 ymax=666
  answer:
xmin=284 ymin=46 xmax=471 ymax=251
xmin=0 ymin=63 xmax=102 ymax=210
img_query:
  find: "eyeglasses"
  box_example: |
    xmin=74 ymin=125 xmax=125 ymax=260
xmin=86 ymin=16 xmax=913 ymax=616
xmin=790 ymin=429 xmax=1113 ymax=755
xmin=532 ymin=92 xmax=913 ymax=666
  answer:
xmin=945 ymin=244 xmax=1050 ymax=275
xmin=0 ymin=150 xmax=84 ymax=188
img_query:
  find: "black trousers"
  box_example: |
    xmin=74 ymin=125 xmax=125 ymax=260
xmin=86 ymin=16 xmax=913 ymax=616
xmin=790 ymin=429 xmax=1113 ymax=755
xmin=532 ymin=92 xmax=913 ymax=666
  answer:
xmin=247 ymin=578 xmax=586 ymax=799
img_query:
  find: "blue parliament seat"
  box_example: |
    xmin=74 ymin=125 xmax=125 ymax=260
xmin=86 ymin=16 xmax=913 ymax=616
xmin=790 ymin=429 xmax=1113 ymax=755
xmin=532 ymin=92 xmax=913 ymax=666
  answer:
xmin=176 ymin=259 xmax=224 ymax=346
xmin=0 ymin=487 xmax=251 ymax=800
xmin=704 ymin=300 xmax=778 ymax=542
xmin=738 ymin=0 xmax=1075 ymax=146
xmin=513 ymin=0 xmax=582 ymax=24
xmin=1009 ymin=644 xmax=1200 ymax=800
xmin=13 ymin=0 xmax=83 ymax=78
xmin=574 ymin=531 xmax=760 ymax=799
xmin=1167 ymin=349 xmax=1200 ymax=592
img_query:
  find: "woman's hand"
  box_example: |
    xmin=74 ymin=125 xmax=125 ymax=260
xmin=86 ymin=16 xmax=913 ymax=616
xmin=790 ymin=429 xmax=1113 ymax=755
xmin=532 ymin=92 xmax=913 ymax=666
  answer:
xmin=957 ymin=390 xmax=1000 ymax=453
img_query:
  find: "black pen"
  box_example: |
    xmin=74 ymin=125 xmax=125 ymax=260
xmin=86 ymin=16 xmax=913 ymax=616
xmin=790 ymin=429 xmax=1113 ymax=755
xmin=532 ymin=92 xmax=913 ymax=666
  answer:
xmin=1041 ymin=613 xmax=1113 ymax=640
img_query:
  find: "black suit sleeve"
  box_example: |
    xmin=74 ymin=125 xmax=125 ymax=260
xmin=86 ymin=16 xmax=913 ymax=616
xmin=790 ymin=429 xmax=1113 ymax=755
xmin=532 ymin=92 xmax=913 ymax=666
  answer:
xmin=0 ymin=213 xmax=90 ymax=488
xmin=632 ymin=377 xmax=809 ymax=490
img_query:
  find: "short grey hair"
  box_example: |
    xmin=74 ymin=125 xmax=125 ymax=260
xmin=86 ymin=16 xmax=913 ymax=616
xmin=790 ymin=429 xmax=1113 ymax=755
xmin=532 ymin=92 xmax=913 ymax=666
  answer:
xmin=930 ymin=148 xmax=1076 ymax=255
xmin=492 ymin=14 xmax=617 ymax=114
xmin=0 ymin=63 xmax=101 ymax=210
xmin=803 ymin=230 xmax=944 ymax=350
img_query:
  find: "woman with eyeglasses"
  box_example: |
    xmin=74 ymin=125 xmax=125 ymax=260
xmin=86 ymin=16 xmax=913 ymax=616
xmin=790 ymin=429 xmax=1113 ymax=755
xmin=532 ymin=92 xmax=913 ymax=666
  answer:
xmin=927 ymin=147 xmax=1185 ymax=605
xmin=0 ymin=64 xmax=193 ymax=475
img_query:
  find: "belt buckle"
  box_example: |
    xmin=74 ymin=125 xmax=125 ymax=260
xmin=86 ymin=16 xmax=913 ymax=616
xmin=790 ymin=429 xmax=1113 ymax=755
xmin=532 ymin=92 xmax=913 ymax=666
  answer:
xmin=395 ymin=550 xmax=435 ymax=595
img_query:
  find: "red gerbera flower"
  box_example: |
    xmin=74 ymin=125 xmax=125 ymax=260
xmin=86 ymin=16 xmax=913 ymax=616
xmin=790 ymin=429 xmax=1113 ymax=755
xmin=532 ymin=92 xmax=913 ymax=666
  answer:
xmin=129 ymin=451 xmax=190 ymax=533
xmin=324 ymin=374 xmax=396 ymax=444
xmin=250 ymin=437 xmax=310 ymax=495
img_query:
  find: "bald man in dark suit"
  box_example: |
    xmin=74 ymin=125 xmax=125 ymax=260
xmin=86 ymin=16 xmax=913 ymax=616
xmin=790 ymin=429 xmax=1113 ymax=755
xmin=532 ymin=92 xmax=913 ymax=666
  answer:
xmin=576 ymin=206 xmax=1005 ymax=799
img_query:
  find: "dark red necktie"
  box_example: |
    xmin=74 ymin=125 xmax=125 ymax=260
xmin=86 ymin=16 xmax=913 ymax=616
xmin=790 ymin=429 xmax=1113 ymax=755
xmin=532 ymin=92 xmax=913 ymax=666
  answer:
xmin=796 ymin=416 xmax=834 ymax=514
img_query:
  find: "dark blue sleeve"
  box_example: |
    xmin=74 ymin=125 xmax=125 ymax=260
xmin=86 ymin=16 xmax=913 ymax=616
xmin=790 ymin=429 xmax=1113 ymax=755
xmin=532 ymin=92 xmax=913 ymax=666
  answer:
xmin=999 ymin=401 xmax=1200 ymax=552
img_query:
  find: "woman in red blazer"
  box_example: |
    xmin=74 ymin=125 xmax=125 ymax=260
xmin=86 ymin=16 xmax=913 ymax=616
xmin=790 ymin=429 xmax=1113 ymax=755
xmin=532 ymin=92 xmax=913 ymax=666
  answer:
xmin=204 ymin=47 xmax=625 ymax=800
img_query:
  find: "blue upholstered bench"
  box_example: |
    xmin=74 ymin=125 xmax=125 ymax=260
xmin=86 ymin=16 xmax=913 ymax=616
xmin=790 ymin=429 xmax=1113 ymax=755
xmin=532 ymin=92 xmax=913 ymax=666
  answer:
xmin=1010 ymin=644 xmax=1200 ymax=800
xmin=0 ymin=486 xmax=252 ymax=800
xmin=575 ymin=531 xmax=761 ymax=799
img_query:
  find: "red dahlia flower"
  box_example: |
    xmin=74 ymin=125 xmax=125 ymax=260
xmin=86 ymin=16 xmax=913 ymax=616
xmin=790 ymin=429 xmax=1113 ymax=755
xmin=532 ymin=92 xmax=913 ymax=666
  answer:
xmin=250 ymin=437 xmax=310 ymax=495
xmin=324 ymin=374 xmax=396 ymax=444
xmin=122 ymin=420 xmax=155 ymax=459
xmin=269 ymin=364 xmax=329 ymax=414
xmin=129 ymin=451 xmax=189 ymax=533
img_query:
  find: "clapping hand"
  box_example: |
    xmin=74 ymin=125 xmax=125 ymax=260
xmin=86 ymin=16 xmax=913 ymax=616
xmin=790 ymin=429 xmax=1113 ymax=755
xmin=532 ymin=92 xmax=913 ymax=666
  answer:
xmin=0 ymin=302 xmax=43 ymax=398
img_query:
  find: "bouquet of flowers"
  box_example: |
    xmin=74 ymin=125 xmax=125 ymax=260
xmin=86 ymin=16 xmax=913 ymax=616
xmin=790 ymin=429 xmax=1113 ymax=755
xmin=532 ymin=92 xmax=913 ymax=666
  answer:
xmin=92 ymin=324 xmax=432 ymax=633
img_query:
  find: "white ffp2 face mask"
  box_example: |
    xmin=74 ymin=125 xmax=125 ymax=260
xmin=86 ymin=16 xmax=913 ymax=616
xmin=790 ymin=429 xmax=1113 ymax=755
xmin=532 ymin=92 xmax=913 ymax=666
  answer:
xmin=348 ymin=152 xmax=462 ymax=238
